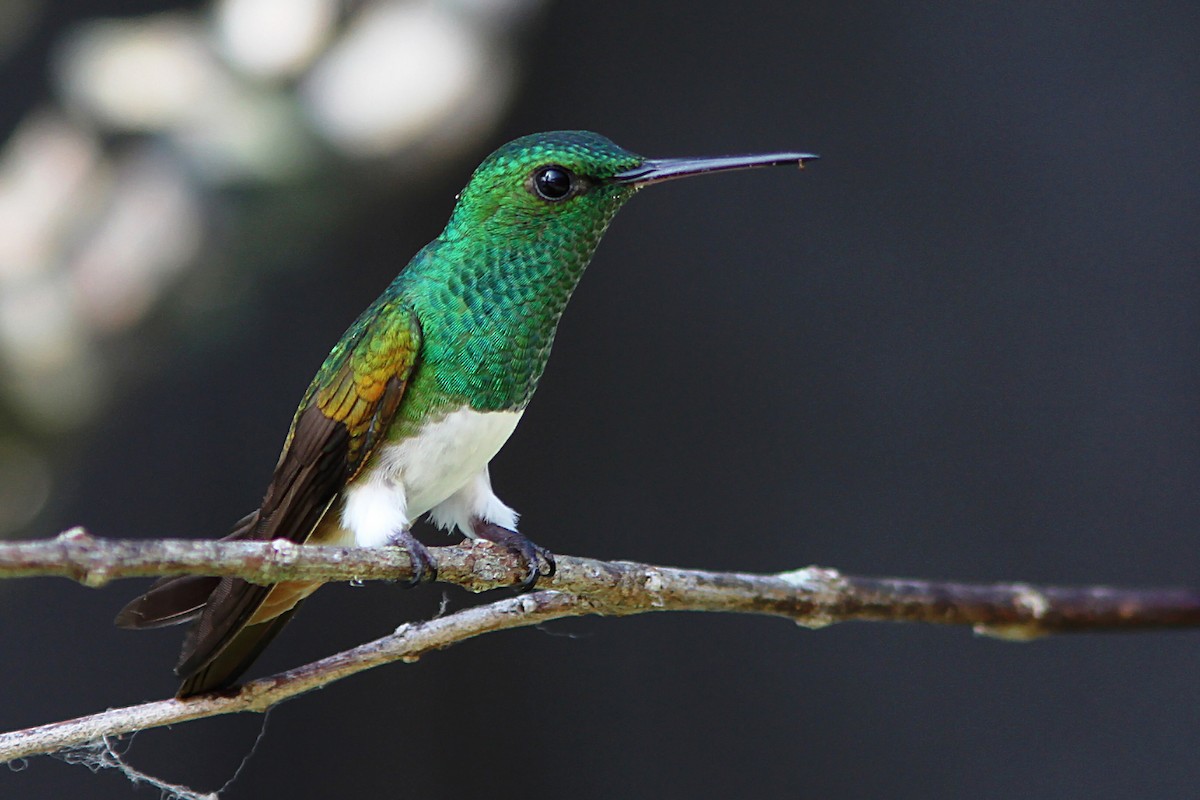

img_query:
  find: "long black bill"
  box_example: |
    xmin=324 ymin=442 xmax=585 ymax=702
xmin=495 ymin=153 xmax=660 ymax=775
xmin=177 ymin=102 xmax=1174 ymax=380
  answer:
xmin=611 ymin=152 xmax=818 ymax=187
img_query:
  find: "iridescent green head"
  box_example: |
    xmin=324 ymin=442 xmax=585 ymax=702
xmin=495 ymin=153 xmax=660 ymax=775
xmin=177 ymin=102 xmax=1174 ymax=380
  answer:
xmin=442 ymin=130 xmax=818 ymax=245
xmin=442 ymin=131 xmax=646 ymax=243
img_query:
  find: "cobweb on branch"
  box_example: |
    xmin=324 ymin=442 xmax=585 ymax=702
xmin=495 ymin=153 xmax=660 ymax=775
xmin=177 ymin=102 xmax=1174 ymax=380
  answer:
xmin=50 ymin=710 xmax=273 ymax=799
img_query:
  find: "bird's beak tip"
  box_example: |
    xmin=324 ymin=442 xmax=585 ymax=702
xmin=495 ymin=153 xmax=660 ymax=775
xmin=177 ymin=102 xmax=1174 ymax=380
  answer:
xmin=612 ymin=151 xmax=819 ymax=186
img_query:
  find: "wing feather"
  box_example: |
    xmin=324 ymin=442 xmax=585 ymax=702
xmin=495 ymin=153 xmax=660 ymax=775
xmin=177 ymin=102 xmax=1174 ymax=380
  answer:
xmin=116 ymin=302 xmax=423 ymax=694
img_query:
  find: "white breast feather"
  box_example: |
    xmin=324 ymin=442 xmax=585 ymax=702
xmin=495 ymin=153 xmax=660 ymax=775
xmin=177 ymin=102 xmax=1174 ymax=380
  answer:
xmin=341 ymin=408 xmax=523 ymax=547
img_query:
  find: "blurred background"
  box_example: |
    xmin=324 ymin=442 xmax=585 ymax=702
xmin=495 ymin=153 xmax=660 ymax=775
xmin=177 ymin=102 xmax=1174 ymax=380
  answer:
xmin=2 ymin=1 xmax=1199 ymax=797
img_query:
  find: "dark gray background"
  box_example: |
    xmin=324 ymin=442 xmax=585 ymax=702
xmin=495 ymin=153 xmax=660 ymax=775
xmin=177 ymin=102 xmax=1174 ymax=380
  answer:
xmin=4 ymin=2 xmax=1199 ymax=798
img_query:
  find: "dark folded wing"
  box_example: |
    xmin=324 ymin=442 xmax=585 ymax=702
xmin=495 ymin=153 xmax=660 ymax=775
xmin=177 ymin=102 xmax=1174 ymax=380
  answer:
xmin=115 ymin=302 xmax=422 ymax=693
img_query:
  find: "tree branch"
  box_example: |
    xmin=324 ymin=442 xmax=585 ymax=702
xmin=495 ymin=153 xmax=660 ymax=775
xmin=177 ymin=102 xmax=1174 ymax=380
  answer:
xmin=2 ymin=527 xmax=1199 ymax=762
xmin=0 ymin=590 xmax=582 ymax=763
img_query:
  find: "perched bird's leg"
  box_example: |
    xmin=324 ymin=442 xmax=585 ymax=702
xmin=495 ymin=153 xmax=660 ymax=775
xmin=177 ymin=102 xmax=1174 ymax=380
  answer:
xmin=471 ymin=520 xmax=556 ymax=591
xmin=385 ymin=529 xmax=438 ymax=586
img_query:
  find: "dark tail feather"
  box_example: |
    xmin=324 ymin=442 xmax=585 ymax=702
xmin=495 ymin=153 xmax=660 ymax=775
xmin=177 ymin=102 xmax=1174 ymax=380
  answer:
xmin=114 ymin=511 xmax=260 ymax=630
xmin=114 ymin=575 xmax=221 ymax=629
xmin=176 ymin=607 xmax=300 ymax=697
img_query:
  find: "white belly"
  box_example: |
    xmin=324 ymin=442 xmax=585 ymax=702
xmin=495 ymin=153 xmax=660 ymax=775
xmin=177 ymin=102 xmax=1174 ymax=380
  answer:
xmin=340 ymin=407 xmax=523 ymax=546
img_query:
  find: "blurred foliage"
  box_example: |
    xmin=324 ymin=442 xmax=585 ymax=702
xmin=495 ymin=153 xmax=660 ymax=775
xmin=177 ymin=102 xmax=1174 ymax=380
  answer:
xmin=0 ymin=0 xmax=543 ymax=536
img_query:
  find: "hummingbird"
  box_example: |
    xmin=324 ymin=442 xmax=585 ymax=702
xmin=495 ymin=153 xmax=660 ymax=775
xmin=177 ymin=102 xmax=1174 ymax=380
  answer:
xmin=115 ymin=131 xmax=816 ymax=697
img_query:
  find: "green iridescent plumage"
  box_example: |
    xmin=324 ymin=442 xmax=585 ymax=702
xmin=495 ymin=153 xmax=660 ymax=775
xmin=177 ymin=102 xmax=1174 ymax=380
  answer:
xmin=115 ymin=130 xmax=815 ymax=697
xmin=298 ymin=132 xmax=645 ymax=446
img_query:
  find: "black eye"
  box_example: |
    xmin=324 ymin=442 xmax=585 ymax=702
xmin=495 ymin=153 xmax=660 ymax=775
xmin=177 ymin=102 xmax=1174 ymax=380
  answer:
xmin=532 ymin=165 xmax=574 ymax=201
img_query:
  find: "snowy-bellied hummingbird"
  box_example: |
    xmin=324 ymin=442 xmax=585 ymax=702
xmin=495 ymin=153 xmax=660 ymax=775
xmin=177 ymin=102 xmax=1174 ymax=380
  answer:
xmin=116 ymin=131 xmax=816 ymax=696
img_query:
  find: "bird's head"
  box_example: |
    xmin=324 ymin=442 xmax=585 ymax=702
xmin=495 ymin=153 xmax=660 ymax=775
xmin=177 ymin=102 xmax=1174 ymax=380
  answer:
xmin=442 ymin=130 xmax=818 ymax=245
xmin=442 ymin=130 xmax=645 ymax=243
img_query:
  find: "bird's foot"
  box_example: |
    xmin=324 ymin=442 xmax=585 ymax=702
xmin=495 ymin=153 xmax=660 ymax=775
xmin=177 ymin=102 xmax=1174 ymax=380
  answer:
xmin=385 ymin=528 xmax=438 ymax=586
xmin=471 ymin=521 xmax=556 ymax=592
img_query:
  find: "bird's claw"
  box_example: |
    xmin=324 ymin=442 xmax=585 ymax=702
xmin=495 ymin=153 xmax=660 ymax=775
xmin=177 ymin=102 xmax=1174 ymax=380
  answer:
xmin=386 ymin=529 xmax=438 ymax=586
xmin=471 ymin=522 xmax=556 ymax=592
